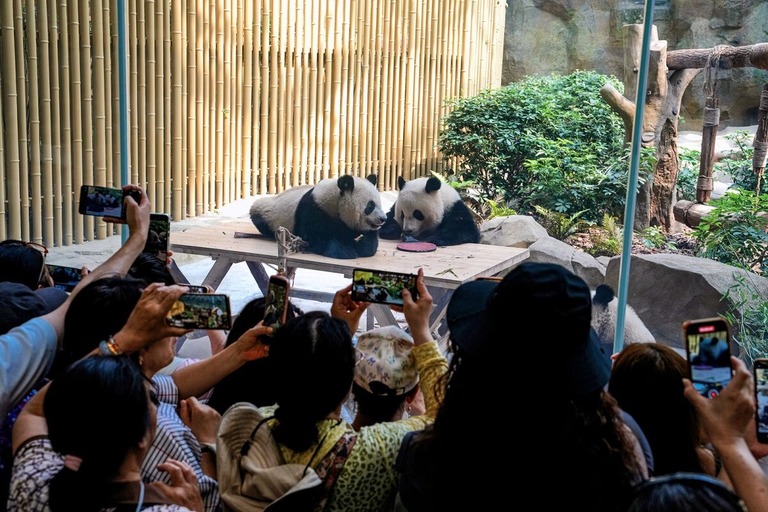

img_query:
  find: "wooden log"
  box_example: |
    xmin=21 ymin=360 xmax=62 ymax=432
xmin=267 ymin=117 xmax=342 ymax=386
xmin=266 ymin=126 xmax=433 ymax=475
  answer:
xmin=697 ymin=96 xmax=719 ymax=203
xmin=673 ymin=200 xmax=714 ymax=228
xmin=667 ymin=43 xmax=768 ymax=71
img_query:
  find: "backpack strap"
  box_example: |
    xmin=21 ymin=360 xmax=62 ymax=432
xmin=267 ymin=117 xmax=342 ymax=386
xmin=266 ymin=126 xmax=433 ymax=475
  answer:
xmin=312 ymin=431 xmax=358 ymax=512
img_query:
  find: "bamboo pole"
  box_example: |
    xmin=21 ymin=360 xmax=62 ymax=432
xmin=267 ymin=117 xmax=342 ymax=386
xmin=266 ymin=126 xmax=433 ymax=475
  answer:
xmin=13 ymin=0 xmax=30 ymax=239
xmin=320 ymin=1 xmax=334 ymax=181
xmin=276 ymin=0 xmax=288 ymax=191
xmin=92 ymin=0 xmax=109 ymax=240
xmin=46 ymin=0 xmax=63 ymax=245
xmin=267 ymin=0 xmax=278 ymax=191
xmin=241 ymin=0 xmax=253 ymax=195
xmin=58 ymin=0 xmax=73 ymax=244
xmin=215 ymin=0 xmax=225 ymax=207
xmin=173 ymin=0 xmax=184 ymax=220
xmin=222 ymin=0 xmax=231 ymax=205
xmin=288 ymin=1 xmax=299 ymax=186
xmin=77 ymin=0 xmax=96 ymax=240
xmin=236 ymin=0 xmax=247 ymax=197
xmin=426 ymin=0 xmax=439 ymax=175
xmin=258 ymin=1 xmax=268 ymax=192
xmin=329 ymin=1 xmax=342 ymax=178
xmin=25 ymin=0 xmax=44 ymax=243
xmin=380 ymin=0 xmax=394 ymax=189
xmin=146 ymin=0 xmax=157 ymax=209
xmin=393 ymin=0 xmax=407 ymax=185
xmin=154 ymin=0 xmax=166 ymax=212
xmin=137 ymin=0 xmax=148 ymax=186
xmin=67 ymin=0 xmax=86 ymax=243
xmin=181 ymin=0 xmax=188 ymax=216
xmin=0 ymin=68 xmax=6 ymax=240
xmin=369 ymin=1 xmax=382 ymax=178
xmin=130 ymin=0 xmax=140 ymax=186
xmin=186 ymin=1 xmax=197 ymax=217
xmin=338 ymin=0 xmax=350 ymax=175
xmin=403 ymin=0 xmax=417 ymax=180
xmin=0 ymin=1 xmax=17 ymax=239
xmin=298 ymin=0 xmax=310 ymax=185
xmin=308 ymin=0 xmax=319 ymax=184
xmin=163 ymin=0 xmax=172 ymax=211
xmin=253 ymin=0 xmax=263 ymax=193
xmin=198 ymin=0 xmax=207 ymax=215
xmin=107 ymin=1 xmax=118 ymax=230
xmin=202 ymin=0 xmax=211 ymax=212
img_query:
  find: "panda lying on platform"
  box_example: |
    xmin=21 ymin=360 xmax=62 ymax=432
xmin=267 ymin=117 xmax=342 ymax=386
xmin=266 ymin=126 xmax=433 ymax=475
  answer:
xmin=591 ymin=284 xmax=655 ymax=351
xmin=379 ymin=176 xmax=480 ymax=246
xmin=249 ymin=174 xmax=387 ymax=259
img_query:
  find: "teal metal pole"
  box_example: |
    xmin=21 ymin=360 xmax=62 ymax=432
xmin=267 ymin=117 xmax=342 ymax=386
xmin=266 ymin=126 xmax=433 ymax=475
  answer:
xmin=613 ymin=0 xmax=656 ymax=355
xmin=117 ymin=0 xmax=131 ymax=244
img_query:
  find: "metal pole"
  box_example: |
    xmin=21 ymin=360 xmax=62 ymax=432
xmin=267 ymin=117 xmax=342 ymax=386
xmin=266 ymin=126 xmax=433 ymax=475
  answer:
xmin=117 ymin=0 xmax=131 ymax=244
xmin=613 ymin=0 xmax=656 ymax=355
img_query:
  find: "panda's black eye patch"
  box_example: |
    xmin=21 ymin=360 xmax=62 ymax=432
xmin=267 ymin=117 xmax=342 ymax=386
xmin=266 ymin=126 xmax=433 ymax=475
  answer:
xmin=364 ymin=201 xmax=375 ymax=215
xmin=413 ymin=210 xmax=425 ymax=221
xmin=399 ymin=212 xmax=404 ymax=221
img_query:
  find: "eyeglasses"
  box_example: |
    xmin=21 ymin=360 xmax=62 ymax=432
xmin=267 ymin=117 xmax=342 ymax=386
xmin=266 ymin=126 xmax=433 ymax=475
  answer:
xmin=0 ymin=239 xmax=49 ymax=286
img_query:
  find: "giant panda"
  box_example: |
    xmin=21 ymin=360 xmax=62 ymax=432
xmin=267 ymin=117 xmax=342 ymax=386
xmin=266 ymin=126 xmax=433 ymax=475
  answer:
xmin=591 ymin=284 xmax=655 ymax=353
xmin=379 ymin=176 xmax=480 ymax=246
xmin=249 ymin=174 xmax=387 ymax=259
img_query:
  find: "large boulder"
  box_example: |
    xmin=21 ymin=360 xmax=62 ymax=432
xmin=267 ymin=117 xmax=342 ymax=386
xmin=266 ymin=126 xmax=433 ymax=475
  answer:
xmin=479 ymin=215 xmax=548 ymax=247
xmin=528 ymin=236 xmax=606 ymax=289
xmin=604 ymin=254 xmax=768 ymax=349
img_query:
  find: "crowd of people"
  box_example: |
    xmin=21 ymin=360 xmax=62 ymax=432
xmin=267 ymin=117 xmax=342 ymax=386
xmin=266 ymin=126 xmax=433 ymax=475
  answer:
xmin=2 ymin=184 xmax=768 ymax=511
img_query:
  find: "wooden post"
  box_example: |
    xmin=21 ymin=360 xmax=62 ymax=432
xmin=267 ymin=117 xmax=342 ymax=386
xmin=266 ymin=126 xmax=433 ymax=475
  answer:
xmin=697 ymin=96 xmax=719 ymax=203
xmin=754 ymin=84 xmax=768 ymax=194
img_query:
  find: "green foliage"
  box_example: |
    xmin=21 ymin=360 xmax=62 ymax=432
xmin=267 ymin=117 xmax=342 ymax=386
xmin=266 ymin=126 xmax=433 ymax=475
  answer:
xmin=486 ymin=199 xmax=517 ymax=219
xmin=532 ymin=205 xmax=587 ymax=240
xmin=722 ymin=273 xmax=768 ymax=368
xmin=715 ymin=130 xmax=760 ymax=194
xmin=438 ymin=70 xmax=630 ymax=223
xmin=639 ymin=226 xmax=675 ymax=250
xmin=586 ymin=214 xmax=623 ymax=257
xmin=677 ymin=147 xmax=700 ymax=202
xmin=692 ymin=190 xmax=768 ymax=274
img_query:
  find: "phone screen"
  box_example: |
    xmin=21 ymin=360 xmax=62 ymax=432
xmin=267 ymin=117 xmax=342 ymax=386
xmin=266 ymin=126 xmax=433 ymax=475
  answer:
xmin=755 ymin=360 xmax=768 ymax=443
xmin=79 ymin=185 xmax=126 ymax=217
xmin=350 ymin=268 xmax=418 ymax=306
xmin=264 ymin=275 xmax=290 ymax=330
xmin=684 ymin=318 xmax=732 ymax=398
xmin=144 ymin=213 xmax=171 ymax=261
xmin=46 ymin=264 xmax=83 ymax=292
xmin=166 ymin=293 xmax=231 ymax=330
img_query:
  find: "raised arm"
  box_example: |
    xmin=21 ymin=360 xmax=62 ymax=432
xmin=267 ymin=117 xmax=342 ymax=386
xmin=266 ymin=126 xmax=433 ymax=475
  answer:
xmin=684 ymin=356 xmax=768 ymax=512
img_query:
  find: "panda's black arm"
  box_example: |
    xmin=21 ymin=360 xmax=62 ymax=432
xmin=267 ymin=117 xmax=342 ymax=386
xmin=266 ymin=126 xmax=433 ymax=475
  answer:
xmin=378 ymin=205 xmax=402 ymax=240
xmin=418 ymin=202 xmax=480 ymax=246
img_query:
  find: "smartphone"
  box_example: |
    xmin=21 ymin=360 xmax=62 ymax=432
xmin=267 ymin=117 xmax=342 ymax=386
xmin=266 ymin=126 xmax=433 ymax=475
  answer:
xmin=144 ymin=213 xmax=171 ymax=261
xmin=755 ymin=358 xmax=768 ymax=443
xmin=683 ymin=317 xmax=732 ymax=398
xmin=46 ymin=264 xmax=84 ymax=292
xmin=166 ymin=293 xmax=232 ymax=330
xmin=78 ymin=185 xmax=140 ymax=218
xmin=178 ymin=283 xmax=210 ymax=294
xmin=264 ymin=274 xmax=290 ymax=330
xmin=350 ymin=268 xmax=418 ymax=306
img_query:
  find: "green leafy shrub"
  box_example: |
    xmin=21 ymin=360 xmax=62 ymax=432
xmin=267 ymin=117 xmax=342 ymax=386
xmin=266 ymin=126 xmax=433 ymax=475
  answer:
xmin=715 ymin=130 xmax=760 ymax=194
xmin=586 ymin=214 xmax=623 ymax=257
xmin=639 ymin=226 xmax=676 ymax=250
xmin=722 ymin=273 xmax=768 ymax=368
xmin=532 ymin=205 xmax=588 ymax=241
xmin=692 ymin=190 xmax=768 ymax=274
xmin=677 ymin=147 xmax=700 ymax=202
xmin=438 ymin=70 xmax=631 ymax=223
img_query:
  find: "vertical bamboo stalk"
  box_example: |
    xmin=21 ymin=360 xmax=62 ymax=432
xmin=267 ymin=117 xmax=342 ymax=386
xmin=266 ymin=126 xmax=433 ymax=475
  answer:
xmin=276 ymin=0 xmax=287 ymax=191
xmin=163 ymin=0 xmax=172 ymax=211
xmin=382 ymin=0 xmax=396 ymax=190
xmin=369 ymin=1 xmax=382 ymax=178
xmin=202 ymin=0 xmax=211 ymax=212
xmin=425 ymin=0 xmax=439 ymax=174
xmin=130 ymin=0 xmax=140 ymax=186
xmin=329 ymin=1 xmax=342 ymax=178
xmin=154 ymin=0 xmax=166 ymax=212
xmin=13 ymin=0 xmax=30 ymax=239
xmin=242 ymin=0 xmax=254 ymax=195
xmin=46 ymin=0 xmax=64 ymax=245
xmin=222 ymin=0 xmax=232 ymax=205
xmin=258 ymin=0 xmax=269 ymax=193
xmin=351 ymin=0 xmax=364 ymax=175
xmin=1 ymin=0 xmax=21 ymax=239
xmin=298 ymin=0 xmax=311 ymax=185
xmin=196 ymin=0 xmax=205 ymax=214
xmin=340 ymin=0 xmax=352 ymax=175
xmin=25 ymin=0 xmax=44 ymax=243
xmin=267 ymin=0 xmax=278 ymax=192
xmin=181 ymin=0 xmax=188 ymax=217
xmin=321 ymin=1 xmax=333 ymax=180
xmin=67 ymin=0 xmax=86 ymax=242
xmin=107 ymin=1 xmax=118 ymax=223
xmin=208 ymin=0 xmax=216 ymax=210
xmin=287 ymin=1 xmax=298 ymax=187
xmin=308 ymin=0 xmax=320 ymax=184
xmin=146 ymin=0 xmax=157 ymax=208
xmin=236 ymin=0 xmax=246 ymax=198
xmin=57 ymin=0 xmax=73 ymax=244
xmin=252 ymin=0 xmax=262 ymax=193
xmin=0 ymin=70 xmax=6 ymax=240
xmin=186 ymin=1 xmax=197 ymax=216
xmin=77 ymin=0 xmax=96 ymax=239
xmin=92 ymin=0 xmax=109 ymax=239
xmin=173 ymin=0 xmax=184 ymax=220
xmin=215 ymin=0 xmax=225 ymax=207
xmin=402 ymin=0 xmax=417 ymax=180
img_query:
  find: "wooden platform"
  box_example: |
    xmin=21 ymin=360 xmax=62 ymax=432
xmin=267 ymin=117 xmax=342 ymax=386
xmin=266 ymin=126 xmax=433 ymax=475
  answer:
xmin=169 ymin=219 xmax=529 ymax=338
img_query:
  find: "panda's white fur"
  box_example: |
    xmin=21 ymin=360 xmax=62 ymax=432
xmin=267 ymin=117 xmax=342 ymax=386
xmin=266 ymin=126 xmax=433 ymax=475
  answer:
xmin=249 ymin=174 xmax=386 ymax=259
xmin=379 ymin=176 xmax=480 ymax=246
xmin=591 ymin=284 xmax=655 ymax=348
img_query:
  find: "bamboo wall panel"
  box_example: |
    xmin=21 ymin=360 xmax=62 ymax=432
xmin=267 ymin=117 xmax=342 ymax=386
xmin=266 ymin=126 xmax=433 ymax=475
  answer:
xmin=0 ymin=0 xmax=502 ymax=246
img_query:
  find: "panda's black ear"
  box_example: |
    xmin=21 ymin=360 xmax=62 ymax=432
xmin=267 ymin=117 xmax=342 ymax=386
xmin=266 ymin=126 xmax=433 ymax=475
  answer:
xmin=337 ymin=175 xmax=355 ymax=194
xmin=397 ymin=176 xmax=407 ymax=190
xmin=425 ymin=176 xmax=442 ymax=194
xmin=593 ymin=284 xmax=615 ymax=306
xmin=366 ymin=174 xmax=378 ymax=187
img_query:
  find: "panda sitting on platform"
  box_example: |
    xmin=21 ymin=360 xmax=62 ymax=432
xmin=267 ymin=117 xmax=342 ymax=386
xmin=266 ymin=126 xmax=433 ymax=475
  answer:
xmin=249 ymin=174 xmax=387 ymax=259
xmin=379 ymin=176 xmax=480 ymax=246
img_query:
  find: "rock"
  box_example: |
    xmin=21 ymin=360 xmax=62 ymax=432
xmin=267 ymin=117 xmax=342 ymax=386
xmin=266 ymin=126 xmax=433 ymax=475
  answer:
xmin=479 ymin=215 xmax=548 ymax=248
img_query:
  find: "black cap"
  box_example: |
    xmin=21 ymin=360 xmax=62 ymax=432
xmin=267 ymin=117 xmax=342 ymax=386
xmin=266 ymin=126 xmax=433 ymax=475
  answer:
xmin=446 ymin=262 xmax=610 ymax=397
xmin=0 ymin=282 xmax=67 ymax=334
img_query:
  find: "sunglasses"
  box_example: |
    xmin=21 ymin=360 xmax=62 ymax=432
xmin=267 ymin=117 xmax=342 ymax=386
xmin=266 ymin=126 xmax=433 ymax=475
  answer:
xmin=0 ymin=239 xmax=49 ymax=286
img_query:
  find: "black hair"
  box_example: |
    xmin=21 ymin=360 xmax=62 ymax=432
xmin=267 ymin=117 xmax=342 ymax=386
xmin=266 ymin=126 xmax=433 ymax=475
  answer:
xmin=206 ymin=296 xmax=303 ymax=414
xmin=52 ymin=276 xmax=144 ymax=379
xmin=624 ymin=472 xmax=744 ymax=512
xmin=46 ymin=355 xmax=151 ymax=512
xmin=0 ymin=243 xmax=45 ymax=289
xmin=128 ymin=252 xmax=175 ymax=286
xmin=351 ymin=382 xmax=414 ymax=426
xmin=269 ymin=311 xmax=354 ymax=452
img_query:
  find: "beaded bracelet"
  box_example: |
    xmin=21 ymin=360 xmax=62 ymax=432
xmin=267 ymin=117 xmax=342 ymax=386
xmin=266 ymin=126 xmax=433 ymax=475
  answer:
xmin=98 ymin=336 xmax=122 ymax=356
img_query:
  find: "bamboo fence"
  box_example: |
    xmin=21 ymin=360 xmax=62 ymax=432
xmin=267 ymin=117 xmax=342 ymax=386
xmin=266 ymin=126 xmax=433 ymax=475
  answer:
xmin=0 ymin=0 xmax=503 ymax=247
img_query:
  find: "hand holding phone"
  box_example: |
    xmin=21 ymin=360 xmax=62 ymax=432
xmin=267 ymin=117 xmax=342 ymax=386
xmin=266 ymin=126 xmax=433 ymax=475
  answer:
xmin=350 ymin=268 xmax=418 ymax=306
xmin=684 ymin=317 xmax=732 ymax=399
xmin=166 ymin=293 xmax=232 ymax=330
xmin=79 ymin=185 xmax=139 ymax=219
xmin=264 ymin=274 xmax=290 ymax=330
xmin=144 ymin=213 xmax=171 ymax=262
xmin=754 ymin=358 xmax=768 ymax=443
